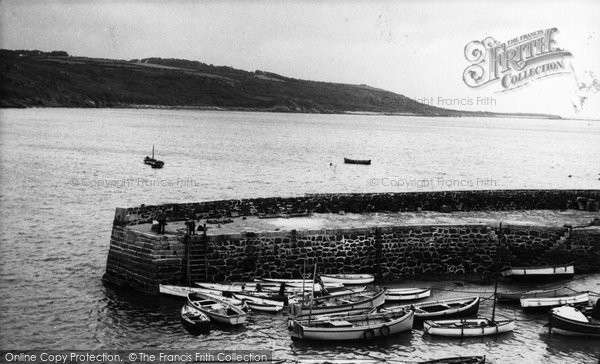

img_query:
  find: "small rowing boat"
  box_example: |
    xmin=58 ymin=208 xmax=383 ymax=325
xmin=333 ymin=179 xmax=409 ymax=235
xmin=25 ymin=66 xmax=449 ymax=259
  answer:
xmin=344 ymin=158 xmax=371 ymax=165
xmin=519 ymin=287 xmax=589 ymax=309
xmin=320 ymin=273 xmax=375 ymax=285
xmin=232 ymin=292 xmax=285 ymax=312
xmin=286 ymin=307 xmax=378 ymax=329
xmin=180 ymin=304 xmax=210 ymax=334
xmin=424 ymin=317 xmax=515 ymax=337
xmin=289 ymin=287 xmax=386 ymax=317
xmin=501 ymin=264 xmax=574 ymax=281
xmin=159 ymin=284 xmax=247 ymax=308
xmin=258 ymin=278 xmax=344 ymax=290
xmin=296 ymin=360 xmax=385 ymax=364
xmin=548 ymin=304 xmax=600 ymax=337
xmin=495 ymin=288 xmax=558 ymax=302
xmin=386 ymin=288 xmax=431 ymax=302
xmin=290 ymin=309 xmax=413 ymax=341
xmin=385 ymin=296 xmax=480 ymax=321
xmin=187 ymin=293 xmax=246 ymax=326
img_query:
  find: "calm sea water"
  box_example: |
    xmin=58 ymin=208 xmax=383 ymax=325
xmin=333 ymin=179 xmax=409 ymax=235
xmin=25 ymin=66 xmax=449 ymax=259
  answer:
xmin=0 ymin=109 xmax=599 ymax=363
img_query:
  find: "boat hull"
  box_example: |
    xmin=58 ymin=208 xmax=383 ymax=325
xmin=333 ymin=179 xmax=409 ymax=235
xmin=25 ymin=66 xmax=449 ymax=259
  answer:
xmin=386 ymin=296 xmax=480 ymax=321
xmin=287 ymin=307 xmax=378 ymax=329
xmin=187 ymin=293 xmax=247 ymax=326
xmin=386 ymin=288 xmax=431 ymax=302
xmin=424 ymin=318 xmax=515 ymax=337
xmin=289 ymin=289 xmax=386 ymax=317
xmin=180 ymin=305 xmax=210 ymax=335
xmin=344 ymin=158 xmax=371 ymax=165
xmin=549 ymin=306 xmax=600 ymax=337
xmin=419 ymin=356 xmax=485 ymax=364
xmin=501 ymin=265 xmax=574 ymax=281
xmin=290 ymin=310 xmax=413 ymax=341
xmin=520 ymin=292 xmax=589 ymax=309
xmin=320 ymin=274 xmax=375 ymax=285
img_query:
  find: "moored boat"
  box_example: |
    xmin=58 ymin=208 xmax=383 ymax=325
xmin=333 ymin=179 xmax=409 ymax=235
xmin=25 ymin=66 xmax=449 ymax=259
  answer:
xmin=424 ymin=317 xmax=515 ymax=337
xmin=289 ymin=287 xmax=386 ymax=317
xmin=187 ymin=293 xmax=247 ymax=326
xmin=384 ymin=296 xmax=480 ymax=321
xmin=548 ymin=305 xmax=600 ymax=337
xmin=159 ymin=284 xmax=247 ymax=308
xmin=232 ymin=292 xmax=285 ymax=312
xmin=296 ymin=359 xmax=385 ymax=364
xmin=501 ymin=264 xmax=574 ymax=281
xmin=290 ymin=309 xmax=413 ymax=341
xmin=344 ymin=157 xmax=371 ymax=165
xmin=286 ymin=307 xmax=378 ymax=329
xmin=419 ymin=356 xmax=485 ymax=364
xmin=496 ymin=288 xmax=558 ymax=302
xmin=320 ymin=273 xmax=375 ymax=285
xmin=386 ymin=287 xmax=431 ymax=302
xmin=180 ymin=304 xmax=210 ymax=334
xmin=519 ymin=287 xmax=589 ymax=309
xmin=258 ymin=278 xmax=344 ymax=291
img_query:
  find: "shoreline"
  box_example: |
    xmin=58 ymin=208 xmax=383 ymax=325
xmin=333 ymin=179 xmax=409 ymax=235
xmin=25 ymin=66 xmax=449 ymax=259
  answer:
xmin=0 ymin=104 xmax=572 ymax=120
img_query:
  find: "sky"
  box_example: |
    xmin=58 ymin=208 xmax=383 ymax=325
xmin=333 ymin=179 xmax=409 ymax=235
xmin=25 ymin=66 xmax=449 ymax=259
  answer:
xmin=1 ymin=0 xmax=599 ymax=119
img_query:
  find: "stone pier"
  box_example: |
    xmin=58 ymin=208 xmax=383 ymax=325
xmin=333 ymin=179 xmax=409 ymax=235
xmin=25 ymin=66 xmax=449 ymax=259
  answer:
xmin=102 ymin=190 xmax=600 ymax=294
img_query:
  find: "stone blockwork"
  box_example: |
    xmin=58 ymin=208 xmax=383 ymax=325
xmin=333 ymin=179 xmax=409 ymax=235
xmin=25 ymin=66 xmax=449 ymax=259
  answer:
xmin=115 ymin=190 xmax=600 ymax=226
xmin=103 ymin=225 xmax=186 ymax=293
xmin=104 ymin=190 xmax=600 ymax=294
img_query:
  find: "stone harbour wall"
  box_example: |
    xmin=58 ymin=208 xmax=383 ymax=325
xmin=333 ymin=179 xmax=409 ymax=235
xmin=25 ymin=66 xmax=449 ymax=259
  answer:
xmin=103 ymin=190 xmax=600 ymax=294
xmin=104 ymin=225 xmax=186 ymax=292
xmin=114 ymin=189 xmax=600 ymax=225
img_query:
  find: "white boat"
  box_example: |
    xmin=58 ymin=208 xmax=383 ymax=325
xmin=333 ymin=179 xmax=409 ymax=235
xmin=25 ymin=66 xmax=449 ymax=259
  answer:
xmin=320 ymin=273 xmax=375 ymax=285
xmin=501 ymin=265 xmax=574 ymax=281
xmin=187 ymin=293 xmax=246 ymax=326
xmin=386 ymin=288 xmax=431 ymax=302
xmin=290 ymin=309 xmax=413 ymax=341
xmin=257 ymin=278 xmax=344 ymax=291
xmin=289 ymin=288 xmax=386 ymax=317
xmin=496 ymin=288 xmax=558 ymax=302
xmin=385 ymin=296 xmax=480 ymax=321
xmin=423 ymin=318 xmax=515 ymax=337
xmin=232 ymin=292 xmax=284 ymax=312
xmin=159 ymin=284 xmax=245 ymax=306
xmin=287 ymin=307 xmax=378 ymax=328
xmin=519 ymin=288 xmax=589 ymax=309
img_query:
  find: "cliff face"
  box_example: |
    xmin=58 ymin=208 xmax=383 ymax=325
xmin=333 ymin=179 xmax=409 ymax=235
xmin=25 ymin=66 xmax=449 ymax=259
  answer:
xmin=0 ymin=49 xmax=452 ymax=114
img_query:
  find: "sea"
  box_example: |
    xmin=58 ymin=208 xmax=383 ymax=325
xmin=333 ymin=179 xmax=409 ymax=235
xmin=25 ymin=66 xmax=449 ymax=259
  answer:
xmin=0 ymin=108 xmax=599 ymax=363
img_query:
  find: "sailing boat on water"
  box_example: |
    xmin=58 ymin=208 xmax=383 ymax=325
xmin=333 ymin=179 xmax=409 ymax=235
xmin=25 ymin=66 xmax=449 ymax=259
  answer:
xmin=423 ymin=273 xmax=515 ymax=337
xmin=144 ymin=145 xmax=164 ymax=168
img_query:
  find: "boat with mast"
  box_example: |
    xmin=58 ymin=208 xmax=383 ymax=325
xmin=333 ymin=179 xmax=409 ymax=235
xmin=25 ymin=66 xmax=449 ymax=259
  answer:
xmin=144 ymin=145 xmax=164 ymax=169
xmin=423 ymin=273 xmax=515 ymax=337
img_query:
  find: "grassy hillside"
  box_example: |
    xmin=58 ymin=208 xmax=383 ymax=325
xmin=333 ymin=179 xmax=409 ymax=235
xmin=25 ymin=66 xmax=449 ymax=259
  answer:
xmin=0 ymin=49 xmax=560 ymax=118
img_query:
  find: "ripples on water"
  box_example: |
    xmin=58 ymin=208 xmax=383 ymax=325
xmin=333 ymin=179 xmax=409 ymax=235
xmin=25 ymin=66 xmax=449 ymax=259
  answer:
xmin=0 ymin=109 xmax=599 ymax=363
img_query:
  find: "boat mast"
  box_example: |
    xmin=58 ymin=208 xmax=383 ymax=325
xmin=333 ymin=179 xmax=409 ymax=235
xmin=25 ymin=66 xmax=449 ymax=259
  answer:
xmin=491 ymin=272 xmax=499 ymax=323
xmin=308 ymin=263 xmax=317 ymax=325
xmin=302 ymin=260 xmax=307 ymax=304
xmin=152 ymin=144 xmax=155 ymax=159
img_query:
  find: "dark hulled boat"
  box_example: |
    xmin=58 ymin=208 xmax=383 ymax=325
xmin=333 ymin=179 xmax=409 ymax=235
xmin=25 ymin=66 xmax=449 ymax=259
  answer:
xmin=180 ymin=304 xmax=210 ymax=335
xmin=144 ymin=145 xmax=165 ymax=168
xmin=548 ymin=305 xmax=600 ymax=337
xmin=344 ymin=157 xmax=371 ymax=165
xmin=419 ymin=356 xmax=485 ymax=364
